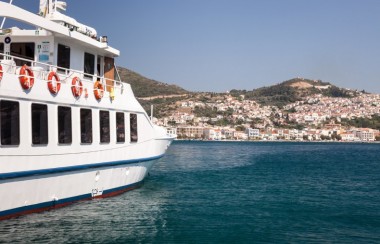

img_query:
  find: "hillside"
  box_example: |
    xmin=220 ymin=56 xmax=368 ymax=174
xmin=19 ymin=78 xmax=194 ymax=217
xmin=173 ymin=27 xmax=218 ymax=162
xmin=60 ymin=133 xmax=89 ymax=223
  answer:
xmin=229 ymin=78 xmax=358 ymax=107
xmin=115 ymin=67 xmax=363 ymax=118
xmin=117 ymin=67 xmax=188 ymax=97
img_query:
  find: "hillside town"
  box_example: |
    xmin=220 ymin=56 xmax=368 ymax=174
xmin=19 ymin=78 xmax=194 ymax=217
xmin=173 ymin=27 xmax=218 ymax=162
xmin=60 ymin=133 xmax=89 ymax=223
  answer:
xmin=154 ymin=91 xmax=380 ymax=142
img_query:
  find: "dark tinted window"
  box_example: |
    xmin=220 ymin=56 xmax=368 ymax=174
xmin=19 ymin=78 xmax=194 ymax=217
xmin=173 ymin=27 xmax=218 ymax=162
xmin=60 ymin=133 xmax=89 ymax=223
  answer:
xmin=84 ymin=52 xmax=95 ymax=78
xmin=116 ymin=112 xmax=125 ymax=143
xmin=80 ymin=109 xmax=92 ymax=143
xmin=99 ymin=110 xmax=110 ymax=143
xmin=57 ymin=44 xmax=70 ymax=72
xmin=32 ymin=103 xmax=48 ymax=145
xmin=10 ymin=42 xmax=35 ymax=66
xmin=58 ymin=106 xmax=72 ymax=144
xmin=0 ymin=100 xmax=20 ymax=145
xmin=130 ymin=113 xmax=138 ymax=142
xmin=0 ymin=43 xmax=3 ymax=59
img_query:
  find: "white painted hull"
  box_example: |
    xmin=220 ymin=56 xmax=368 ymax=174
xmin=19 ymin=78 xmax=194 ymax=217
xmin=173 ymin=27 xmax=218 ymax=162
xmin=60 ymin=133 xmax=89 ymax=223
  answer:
xmin=0 ymin=1 xmax=175 ymax=220
xmin=0 ymin=138 xmax=172 ymax=219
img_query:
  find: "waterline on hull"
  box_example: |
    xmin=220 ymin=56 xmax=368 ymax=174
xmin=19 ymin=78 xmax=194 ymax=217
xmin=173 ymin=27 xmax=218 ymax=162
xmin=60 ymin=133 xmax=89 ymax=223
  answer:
xmin=0 ymin=181 xmax=144 ymax=221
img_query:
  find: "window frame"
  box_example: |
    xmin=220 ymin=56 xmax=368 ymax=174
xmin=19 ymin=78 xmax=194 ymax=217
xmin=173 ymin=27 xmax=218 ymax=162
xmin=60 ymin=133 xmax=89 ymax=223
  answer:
xmin=58 ymin=106 xmax=72 ymax=144
xmin=31 ymin=103 xmax=49 ymax=145
xmin=84 ymin=52 xmax=95 ymax=79
xmin=116 ymin=112 xmax=125 ymax=143
xmin=10 ymin=42 xmax=35 ymax=66
xmin=80 ymin=108 xmax=93 ymax=144
xmin=57 ymin=43 xmax=71 ymax=72
xmin=0 ymin=43 xmax=4 ymax=60
xmin=0 ymin=100 xmax=20 ymax=146
xmin=99 ymin=110 xmax=110 ymax=143
xmin=130 ymin=113 xmax=138 ymax=143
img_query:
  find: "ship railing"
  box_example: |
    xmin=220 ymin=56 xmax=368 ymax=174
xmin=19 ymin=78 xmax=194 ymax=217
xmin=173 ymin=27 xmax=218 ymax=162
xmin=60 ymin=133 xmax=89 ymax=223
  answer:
xmin=0 ymin=53 xmax=125 ymax=97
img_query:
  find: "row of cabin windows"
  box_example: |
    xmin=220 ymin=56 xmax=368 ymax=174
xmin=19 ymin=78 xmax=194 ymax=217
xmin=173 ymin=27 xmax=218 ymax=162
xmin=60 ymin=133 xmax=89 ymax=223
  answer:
xmin=0 ymin=42 xmax=95 ymax=77
xmin=0 ymin=100 xmax=138 ymax=146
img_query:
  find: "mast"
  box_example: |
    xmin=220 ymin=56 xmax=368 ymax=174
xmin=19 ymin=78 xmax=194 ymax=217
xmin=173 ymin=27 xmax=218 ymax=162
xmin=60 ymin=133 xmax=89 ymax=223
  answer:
xmin=39 ymin=0 xmax=66 ymax=17
xmin=0 ymin=0 xmax=14 ymax=29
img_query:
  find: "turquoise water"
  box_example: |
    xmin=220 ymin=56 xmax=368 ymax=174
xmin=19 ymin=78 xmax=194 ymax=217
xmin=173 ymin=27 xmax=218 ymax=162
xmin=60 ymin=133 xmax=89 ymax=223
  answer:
xmin=0 ymin=141 xmax=379 ymax=243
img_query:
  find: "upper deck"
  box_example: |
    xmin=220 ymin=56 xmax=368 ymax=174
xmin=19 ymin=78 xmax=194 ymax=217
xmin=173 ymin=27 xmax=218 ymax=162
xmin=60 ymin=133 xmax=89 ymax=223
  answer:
xmin=0 ymin=0 xmax=142 ymax=111
xmin=0 ymin=1 xmax=119 ymax=57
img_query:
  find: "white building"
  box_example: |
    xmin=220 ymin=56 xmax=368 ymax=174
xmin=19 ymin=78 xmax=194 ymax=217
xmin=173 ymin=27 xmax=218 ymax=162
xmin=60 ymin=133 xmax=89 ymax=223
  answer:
xmin=245 ymin=128 xmax=260 ymax=138
xmin=353 ymin=129 xmax=375 ymax=141
xmin=204 ymin=128 xmax=222 ymax=140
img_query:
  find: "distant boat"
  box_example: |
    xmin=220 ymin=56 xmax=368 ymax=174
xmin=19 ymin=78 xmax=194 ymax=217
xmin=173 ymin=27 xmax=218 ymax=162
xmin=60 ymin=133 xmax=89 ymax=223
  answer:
xmin=0 ymin=0 xmax=175 ymax=220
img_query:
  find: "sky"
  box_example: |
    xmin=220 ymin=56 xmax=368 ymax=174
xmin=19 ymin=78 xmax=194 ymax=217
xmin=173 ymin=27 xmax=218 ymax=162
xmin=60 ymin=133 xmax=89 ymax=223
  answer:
xmin=3 ymin=0 xmax=380 ymax=93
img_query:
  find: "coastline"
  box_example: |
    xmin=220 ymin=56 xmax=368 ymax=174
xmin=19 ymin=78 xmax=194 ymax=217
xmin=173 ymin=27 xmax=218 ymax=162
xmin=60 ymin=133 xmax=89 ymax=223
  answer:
xmin=174 ymin=139 xmax=380 ymax=144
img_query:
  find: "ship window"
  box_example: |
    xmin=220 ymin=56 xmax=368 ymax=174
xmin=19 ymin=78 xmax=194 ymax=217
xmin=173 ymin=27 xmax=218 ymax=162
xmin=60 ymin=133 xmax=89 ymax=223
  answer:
xmin=84 ymin=52 xmax=95 ymax=78
xmin=0 ymin=100 xmax=20 ymax=145
xmin=116 ymin=112 xmax=125 ymax=143
xmin=130 ymin=113 xmax=138 ymax=142
xmin=80 ymin=109 xmax=92 ymax=143
xmin=57 ymin=44 xmax=70 ymax=72
xmin=99 ymin=110 xmax=110 ymax=143
xmin=10 ymin=42 xmax=35 ymax=66
xmin=58 ymin=106 xmax=72 ymax=144
xmin=0 ymin=43 xmax=4 ymax=59
xmin=32 ymin=103 xmax=48 ymax=145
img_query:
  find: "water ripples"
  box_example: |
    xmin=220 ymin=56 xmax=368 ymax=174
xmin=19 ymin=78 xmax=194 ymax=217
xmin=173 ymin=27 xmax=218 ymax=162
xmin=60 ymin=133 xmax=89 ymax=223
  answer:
xmin=0 ymin=141 xmax=379 ymax=243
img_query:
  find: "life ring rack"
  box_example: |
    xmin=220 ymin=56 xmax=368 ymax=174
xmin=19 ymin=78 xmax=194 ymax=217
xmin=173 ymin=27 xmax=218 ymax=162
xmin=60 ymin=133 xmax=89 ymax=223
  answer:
xmin=47 ymin=71 xmax=61 ymax=95
xmin=94 ymin=80 xmax=105 ymax=100
xmin=71 ymin=77 xmax=83 ymax=98
xmin=19 ymin=64 xmax=34 ymax=90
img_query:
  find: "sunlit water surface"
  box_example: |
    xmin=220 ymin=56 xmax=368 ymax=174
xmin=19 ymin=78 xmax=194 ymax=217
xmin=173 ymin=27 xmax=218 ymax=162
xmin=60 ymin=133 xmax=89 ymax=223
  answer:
xmin=0 ymin=141 xmax=379 ymax=243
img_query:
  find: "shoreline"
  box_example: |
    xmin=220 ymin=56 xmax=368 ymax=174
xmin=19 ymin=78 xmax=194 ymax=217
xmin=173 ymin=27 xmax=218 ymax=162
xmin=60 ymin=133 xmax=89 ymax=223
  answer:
xmin=174 ymin=139 xmax=380 ymax=144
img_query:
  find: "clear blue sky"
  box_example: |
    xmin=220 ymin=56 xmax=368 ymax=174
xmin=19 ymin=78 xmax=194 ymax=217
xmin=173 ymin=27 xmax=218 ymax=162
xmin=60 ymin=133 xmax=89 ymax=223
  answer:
xmin=4 ymin=0 xmax=380 ymax=93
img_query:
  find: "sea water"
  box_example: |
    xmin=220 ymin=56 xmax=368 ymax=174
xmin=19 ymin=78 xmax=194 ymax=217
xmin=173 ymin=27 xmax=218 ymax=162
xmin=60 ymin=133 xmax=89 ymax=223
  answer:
xmin=0 ymin=141 xmax=379 ymax=243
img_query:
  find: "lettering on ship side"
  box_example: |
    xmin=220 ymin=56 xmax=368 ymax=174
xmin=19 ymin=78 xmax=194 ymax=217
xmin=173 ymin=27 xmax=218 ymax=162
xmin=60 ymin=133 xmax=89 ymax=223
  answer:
xmin=91 ymin=188 xmax=104 ymax=198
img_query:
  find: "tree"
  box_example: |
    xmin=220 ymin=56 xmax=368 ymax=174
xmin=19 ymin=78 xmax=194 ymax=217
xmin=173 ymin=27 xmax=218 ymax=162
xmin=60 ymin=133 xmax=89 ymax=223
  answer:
xmin=235 ymin=125 xmax=245 ymax=131
xmin=168 ymin=120 xmax=177 ymax=126
xmin=320 ymin=135 xmax=331 ymax=140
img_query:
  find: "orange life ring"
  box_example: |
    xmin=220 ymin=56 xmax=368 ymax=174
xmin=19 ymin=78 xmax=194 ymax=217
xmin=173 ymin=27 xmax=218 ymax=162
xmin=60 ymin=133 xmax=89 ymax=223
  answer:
xmin=93 ymin=81 xmax=104 ymax=100
xmin=71 ymin=77 xmax=83 ymax=98
xmin=47 ymin=71 xmax=61 ymax=94
xmin=0 ymin=64 xmax=3 ymax=82
xmin=19 ymin=64 xmax=34 ymax=90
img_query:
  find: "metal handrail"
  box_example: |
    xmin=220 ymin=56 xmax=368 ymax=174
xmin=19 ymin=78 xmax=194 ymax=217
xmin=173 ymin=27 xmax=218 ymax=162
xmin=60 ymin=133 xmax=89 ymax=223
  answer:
xmin=0 ymin=53 xmax=125 ymax=92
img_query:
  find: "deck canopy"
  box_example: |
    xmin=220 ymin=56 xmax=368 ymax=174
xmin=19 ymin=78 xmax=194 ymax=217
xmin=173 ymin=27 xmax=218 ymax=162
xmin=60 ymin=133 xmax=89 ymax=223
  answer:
xmin=0 ymin=2 xmax=120 ymax=57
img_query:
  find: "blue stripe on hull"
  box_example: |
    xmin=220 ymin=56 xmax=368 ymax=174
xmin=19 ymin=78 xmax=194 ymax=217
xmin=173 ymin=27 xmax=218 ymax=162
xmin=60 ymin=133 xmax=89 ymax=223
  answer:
xmin=0 ymin=154 xmax=163 ymax=180
xmin=0 ymin=181 xmax=143 ymax=220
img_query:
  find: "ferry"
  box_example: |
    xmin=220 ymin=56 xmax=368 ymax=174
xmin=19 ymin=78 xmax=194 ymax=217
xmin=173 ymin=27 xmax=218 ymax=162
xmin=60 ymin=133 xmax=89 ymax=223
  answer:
xmin=0 ymin=0 xmax=175 ymax=220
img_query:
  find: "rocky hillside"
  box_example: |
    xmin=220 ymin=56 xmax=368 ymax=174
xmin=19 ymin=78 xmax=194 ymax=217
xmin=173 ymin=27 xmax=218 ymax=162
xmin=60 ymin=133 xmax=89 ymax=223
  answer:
xmin=117 ymin=67 xmax=188 ymax=97
xmin=115 ymin=67 xmax=362 ymax=117
xmin=229 ymin=78 xmax=358 ymax=107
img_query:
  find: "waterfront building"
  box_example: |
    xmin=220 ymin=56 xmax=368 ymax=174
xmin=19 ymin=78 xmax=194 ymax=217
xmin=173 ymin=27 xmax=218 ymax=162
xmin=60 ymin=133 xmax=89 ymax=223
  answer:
xmin=340 ymin=132 xmax=355 ymax=141
xmin=245 ymin=128 xmax=260 ymax=138
xmin=353 ymin=129 xmax=375 ymax=141
xmin=177 ymin=126 xmax=204 ymax=139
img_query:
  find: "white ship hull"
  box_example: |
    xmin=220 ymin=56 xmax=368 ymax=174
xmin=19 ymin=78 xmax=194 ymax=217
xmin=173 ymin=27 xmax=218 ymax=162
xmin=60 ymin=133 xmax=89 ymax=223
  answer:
xmin=0 ymin=1 xmax=175 ymax=220
xmin=0 ymin=138 xmax=172 ymax=220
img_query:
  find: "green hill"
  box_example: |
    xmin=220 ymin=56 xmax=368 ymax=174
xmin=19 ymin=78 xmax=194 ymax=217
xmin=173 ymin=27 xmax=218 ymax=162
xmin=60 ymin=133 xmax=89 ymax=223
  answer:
xmin=114 ymin=67 xmax=361 ymax=117
xmin=117 ymin=67 xmax=188 ymax=97
xmin=230 ymin=78 xmax=357 ymax=107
